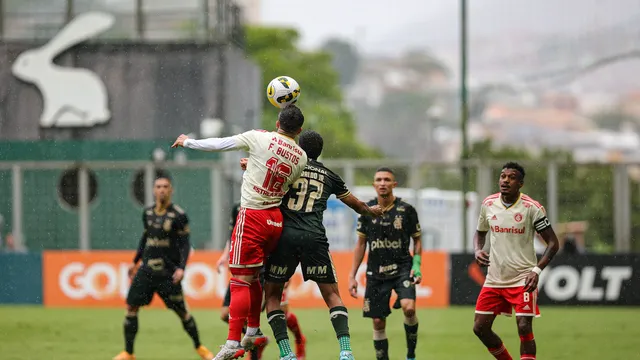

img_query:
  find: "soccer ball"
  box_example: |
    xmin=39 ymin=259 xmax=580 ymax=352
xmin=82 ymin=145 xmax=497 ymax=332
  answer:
xmin=266 ymin=76 xmax=301 ymax=109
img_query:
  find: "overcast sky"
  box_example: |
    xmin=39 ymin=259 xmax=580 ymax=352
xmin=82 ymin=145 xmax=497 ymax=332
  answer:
xmin=260 ymin=0 xmax=640 ymax=55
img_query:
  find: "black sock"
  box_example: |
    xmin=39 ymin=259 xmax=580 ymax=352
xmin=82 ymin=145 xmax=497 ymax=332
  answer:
xmin=329 ymin=306 xmax=350 ymax=338
xmin=124 ymin=315 xmax=138 ymax=354
xmin=182 ymin=316 xmax=201 ymax=348
xmin=373 ymin=339 xmax=389 ymax=360
xmin=404 ymin=323 xmax=419 ymax=358
xmin=250 ymin=350 xmax=259 ymax=360
xmin=267 ymin=310 xmax=289 ymax=342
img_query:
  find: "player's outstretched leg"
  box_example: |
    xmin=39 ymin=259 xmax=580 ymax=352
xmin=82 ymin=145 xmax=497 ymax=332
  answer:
xmin=473 ymin=314 xmax=513 ymax=360
xmin=318 ymin=283 xmax=354 ymax=360
xmin=516 ymin=316 xmax=536 ymax=360
xmin=399 ymin=299 xmax=419 ymax=360
xmin=265 ymin=281 xmax=298 ymax=360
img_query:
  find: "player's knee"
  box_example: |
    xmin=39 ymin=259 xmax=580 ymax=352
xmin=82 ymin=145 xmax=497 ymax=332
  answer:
xmin=372 ymin=318 xmax=386 ymax=331
xmin=126 ymin=305 xmax=139 ymax=316
xmin=402 ymin=307 xmax=416 ymax=319
xmin=473 ymin=320 xmax=489 ymax=338
xmin=516 ymin=320 xmax=533 ymax=336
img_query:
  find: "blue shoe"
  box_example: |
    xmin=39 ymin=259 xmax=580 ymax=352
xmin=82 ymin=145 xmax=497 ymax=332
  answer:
xmin=339 ymin=350 xmax=355 ymax=360
xmin=407 ymin=358 xmax=416 ymax=360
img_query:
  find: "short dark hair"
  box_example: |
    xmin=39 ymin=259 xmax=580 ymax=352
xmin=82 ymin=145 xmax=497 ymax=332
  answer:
xmin=375 ymin=167 xmax=395 ymax=175
xmin=502 ymin=162 xmax=525 ymax=180
xmin=278 ymin=104 xmax=305 ymax=133
xmin=298 ymin=130 xmax=323 ymax=160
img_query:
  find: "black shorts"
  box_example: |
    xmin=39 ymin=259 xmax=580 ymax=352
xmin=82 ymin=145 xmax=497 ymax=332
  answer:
xmin=126 ymin=268 xmax=186 ymax=312
xmin=222 ymin=269 xmax=266 ymax=307
xmin=265 ymin=227 xmax=337 ymax=284
xmin=363 ymin=272 xmax=416 ymax=319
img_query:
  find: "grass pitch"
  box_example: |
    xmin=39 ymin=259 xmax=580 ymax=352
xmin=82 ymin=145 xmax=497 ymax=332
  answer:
xmin=0 ymin=306 xmax=638 ymax=359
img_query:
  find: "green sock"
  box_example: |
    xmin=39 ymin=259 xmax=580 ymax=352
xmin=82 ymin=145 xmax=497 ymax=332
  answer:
xmin=277 ymin=339 xmax=293 ymax=357
xmin=339 ymin=335 xmax=352 ymax=351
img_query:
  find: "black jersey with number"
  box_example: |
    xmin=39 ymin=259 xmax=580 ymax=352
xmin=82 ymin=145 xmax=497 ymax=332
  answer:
xmin=134 ymin=204 xmax=191 ymax=276
xmin=280 ymin=159 xmax=351 ymax=235
xmin=357 ymin=197 xmax=421 ymax=279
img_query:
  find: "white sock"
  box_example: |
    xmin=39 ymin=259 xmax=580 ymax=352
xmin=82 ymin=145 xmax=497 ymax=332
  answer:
xmin=245 ymin=326 xmax=259 ymax=336
xmin=225 ymin=340 xmax=240 ymax=348
xmin=373 ymin=329 xmax=387 ymax=340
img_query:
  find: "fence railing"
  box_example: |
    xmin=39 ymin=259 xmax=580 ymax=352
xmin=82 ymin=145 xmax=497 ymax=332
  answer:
xmin=1 ymin=0 xmax=245 ymax=46
xmin=0 ymin=159 xmax=637 ymax=253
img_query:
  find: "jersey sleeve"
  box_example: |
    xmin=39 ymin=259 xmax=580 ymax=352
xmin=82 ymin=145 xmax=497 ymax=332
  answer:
xmin=230 ymin=130 xmax=261 ymax=152
xmin=406 ymin=205 xmax=422 ymax=238
xmin=477 ymin=203 xmax=490 ymax=232
xmin=532 ymin=205 xmax=552 ymax=233
xmin=331 ymin=173 xmax=351 ymax=199
xmin=174 ymin=213 xmax=191 ymax=270
xmin=356 ymin=215 xmax=370 ymax=238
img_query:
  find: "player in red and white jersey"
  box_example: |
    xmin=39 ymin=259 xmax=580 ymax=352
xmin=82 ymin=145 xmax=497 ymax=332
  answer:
xmin=172 ymin=105 xmax=308 ymax=360
xmin=472 ymin=162 xmax=560 ymax=360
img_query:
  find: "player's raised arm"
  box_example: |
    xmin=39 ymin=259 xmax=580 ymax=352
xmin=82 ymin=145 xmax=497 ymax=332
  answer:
xmin=171 ymin=132 xmax=251 ymax=152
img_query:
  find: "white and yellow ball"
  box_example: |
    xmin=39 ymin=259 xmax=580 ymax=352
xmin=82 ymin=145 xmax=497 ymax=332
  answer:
xmin=266 ymin=76 xmax=301 ymax=109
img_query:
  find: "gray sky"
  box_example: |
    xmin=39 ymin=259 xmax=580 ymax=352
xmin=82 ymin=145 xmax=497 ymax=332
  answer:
xmin=260 ymin=0 xmax=640 ymax=55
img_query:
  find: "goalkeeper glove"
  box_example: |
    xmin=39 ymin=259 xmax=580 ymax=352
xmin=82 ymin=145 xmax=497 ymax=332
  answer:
xmin=411 ymin=254 xmax=422 ymax=279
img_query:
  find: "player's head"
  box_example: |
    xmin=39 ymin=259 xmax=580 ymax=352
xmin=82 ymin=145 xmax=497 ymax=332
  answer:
xmin=373 ymin=167 xmax=397 ymax=198
xmin=153 ymin=175 xmax=173 ymax=204
xmin=298 ymin=130 xmax=323 ymax=160
xmin=277 ymin=104 xmax=304 ymax=136
xmin=500 ymin=162 xmax=525 ymax=196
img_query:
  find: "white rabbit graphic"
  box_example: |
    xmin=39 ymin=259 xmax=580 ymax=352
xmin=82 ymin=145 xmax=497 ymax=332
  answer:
xmin=11 ymin=12 xmax=115 ymax=128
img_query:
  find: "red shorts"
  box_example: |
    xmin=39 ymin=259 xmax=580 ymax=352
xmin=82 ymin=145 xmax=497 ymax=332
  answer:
xmin=475 ymin=286 xmax=540 ymax=317
xmin=229 ymin=207 xmax=283 ymax=274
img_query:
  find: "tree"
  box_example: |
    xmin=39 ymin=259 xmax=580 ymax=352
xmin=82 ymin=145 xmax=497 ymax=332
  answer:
xmin=244 ymin=26 xmax=379 ymax=159
xmin=321 ymin=38 xmax=360 ymax=87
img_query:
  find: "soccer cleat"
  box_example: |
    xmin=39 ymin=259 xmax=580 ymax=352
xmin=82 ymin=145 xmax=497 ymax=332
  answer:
xmin=112 ymin=351 xmax=135 ymax=360
xmin=407 ymin=358 xmax=416 ymax=360
xmin=213 ymin=343 xmax=245 ymax=360
xmin=240 ymin=333 xmax=269 ymax=351
xmin=339 ymin=350 xmax=355 ymax=360
xmin=295 ymin=335 xmax=306 ymax=360
xmin=196 ymin=345 xmax=214 ymax=360
xmin=279 ymin=354 xmax=298 ymax=360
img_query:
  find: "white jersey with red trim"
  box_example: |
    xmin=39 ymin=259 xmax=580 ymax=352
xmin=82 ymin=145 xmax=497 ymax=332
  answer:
xmin=184 ymin=130 xmax=307 ymax=209
xmin=477 ymin=192 xmax=551 ymax=287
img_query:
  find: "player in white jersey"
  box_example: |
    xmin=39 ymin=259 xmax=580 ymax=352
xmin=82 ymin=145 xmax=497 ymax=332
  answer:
xmin=472 ymin=162 xmax=559 ymax=360
xmin=172 ymin=105 xmax=308 ymax=360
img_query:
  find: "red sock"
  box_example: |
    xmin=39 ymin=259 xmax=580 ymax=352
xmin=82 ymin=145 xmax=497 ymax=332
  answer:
xmin=520 ymin=355 xmax=536 ymax=360
xmin=247 ymin=279 xmax=263 ymax=328
xmin=488 ymin=343 xmax=513 ymax=360
xmin=286 ymin=312 xmax=304 ymax=343
xmin=228 ymin=278 xmax=251 ymax=341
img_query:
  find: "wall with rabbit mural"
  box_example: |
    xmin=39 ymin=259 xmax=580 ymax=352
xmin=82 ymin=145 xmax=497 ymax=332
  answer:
xmin=0 ymin=43 xmax=260 ymax=141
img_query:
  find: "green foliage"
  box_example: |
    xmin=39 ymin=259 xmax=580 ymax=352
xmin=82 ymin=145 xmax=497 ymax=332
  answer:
xmin=244 ymin=26 xmax=379 ymax=159
xmin=591 ymin=109 xmax=639 ymax=130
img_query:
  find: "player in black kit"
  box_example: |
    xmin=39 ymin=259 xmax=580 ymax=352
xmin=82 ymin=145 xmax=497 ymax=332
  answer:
xmin=260 ymin=130 xmax=383 ymax=360
xmin=349 ymin=167 xmax=423 ymax=360
xmin=113 ymin=176 xmax=214 ymax=360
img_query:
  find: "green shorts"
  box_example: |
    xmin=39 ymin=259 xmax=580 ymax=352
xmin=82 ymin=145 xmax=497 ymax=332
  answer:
xmin=126 ymin=267 xmax=187 ymax=312
xmin=265 ymin=227 xmax=338 ymax=284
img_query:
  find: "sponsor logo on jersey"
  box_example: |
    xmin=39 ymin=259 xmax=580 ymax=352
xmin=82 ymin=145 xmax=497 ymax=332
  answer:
xmin=370 ymin=239 xmax=402 ymax=250
xmin=490 ymin=225 xmax=525 ymax=234
xmin=378 ymin=263 xmax=398 ymax=273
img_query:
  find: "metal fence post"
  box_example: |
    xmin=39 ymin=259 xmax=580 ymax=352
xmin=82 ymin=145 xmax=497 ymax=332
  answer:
xmin=613 ymin=164 xmax=631 ymax=252
xmin=78 ymin=166 xmax=90 ymax=251
xmin=546 ymin=162 xmax=558 ymax=226
xmin=11 ymin=165 xmax=23 ymax=250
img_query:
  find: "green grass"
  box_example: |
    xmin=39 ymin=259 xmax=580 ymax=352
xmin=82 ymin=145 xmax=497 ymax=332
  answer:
xmin=0 ymin=306 xmax=639 ymax=359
